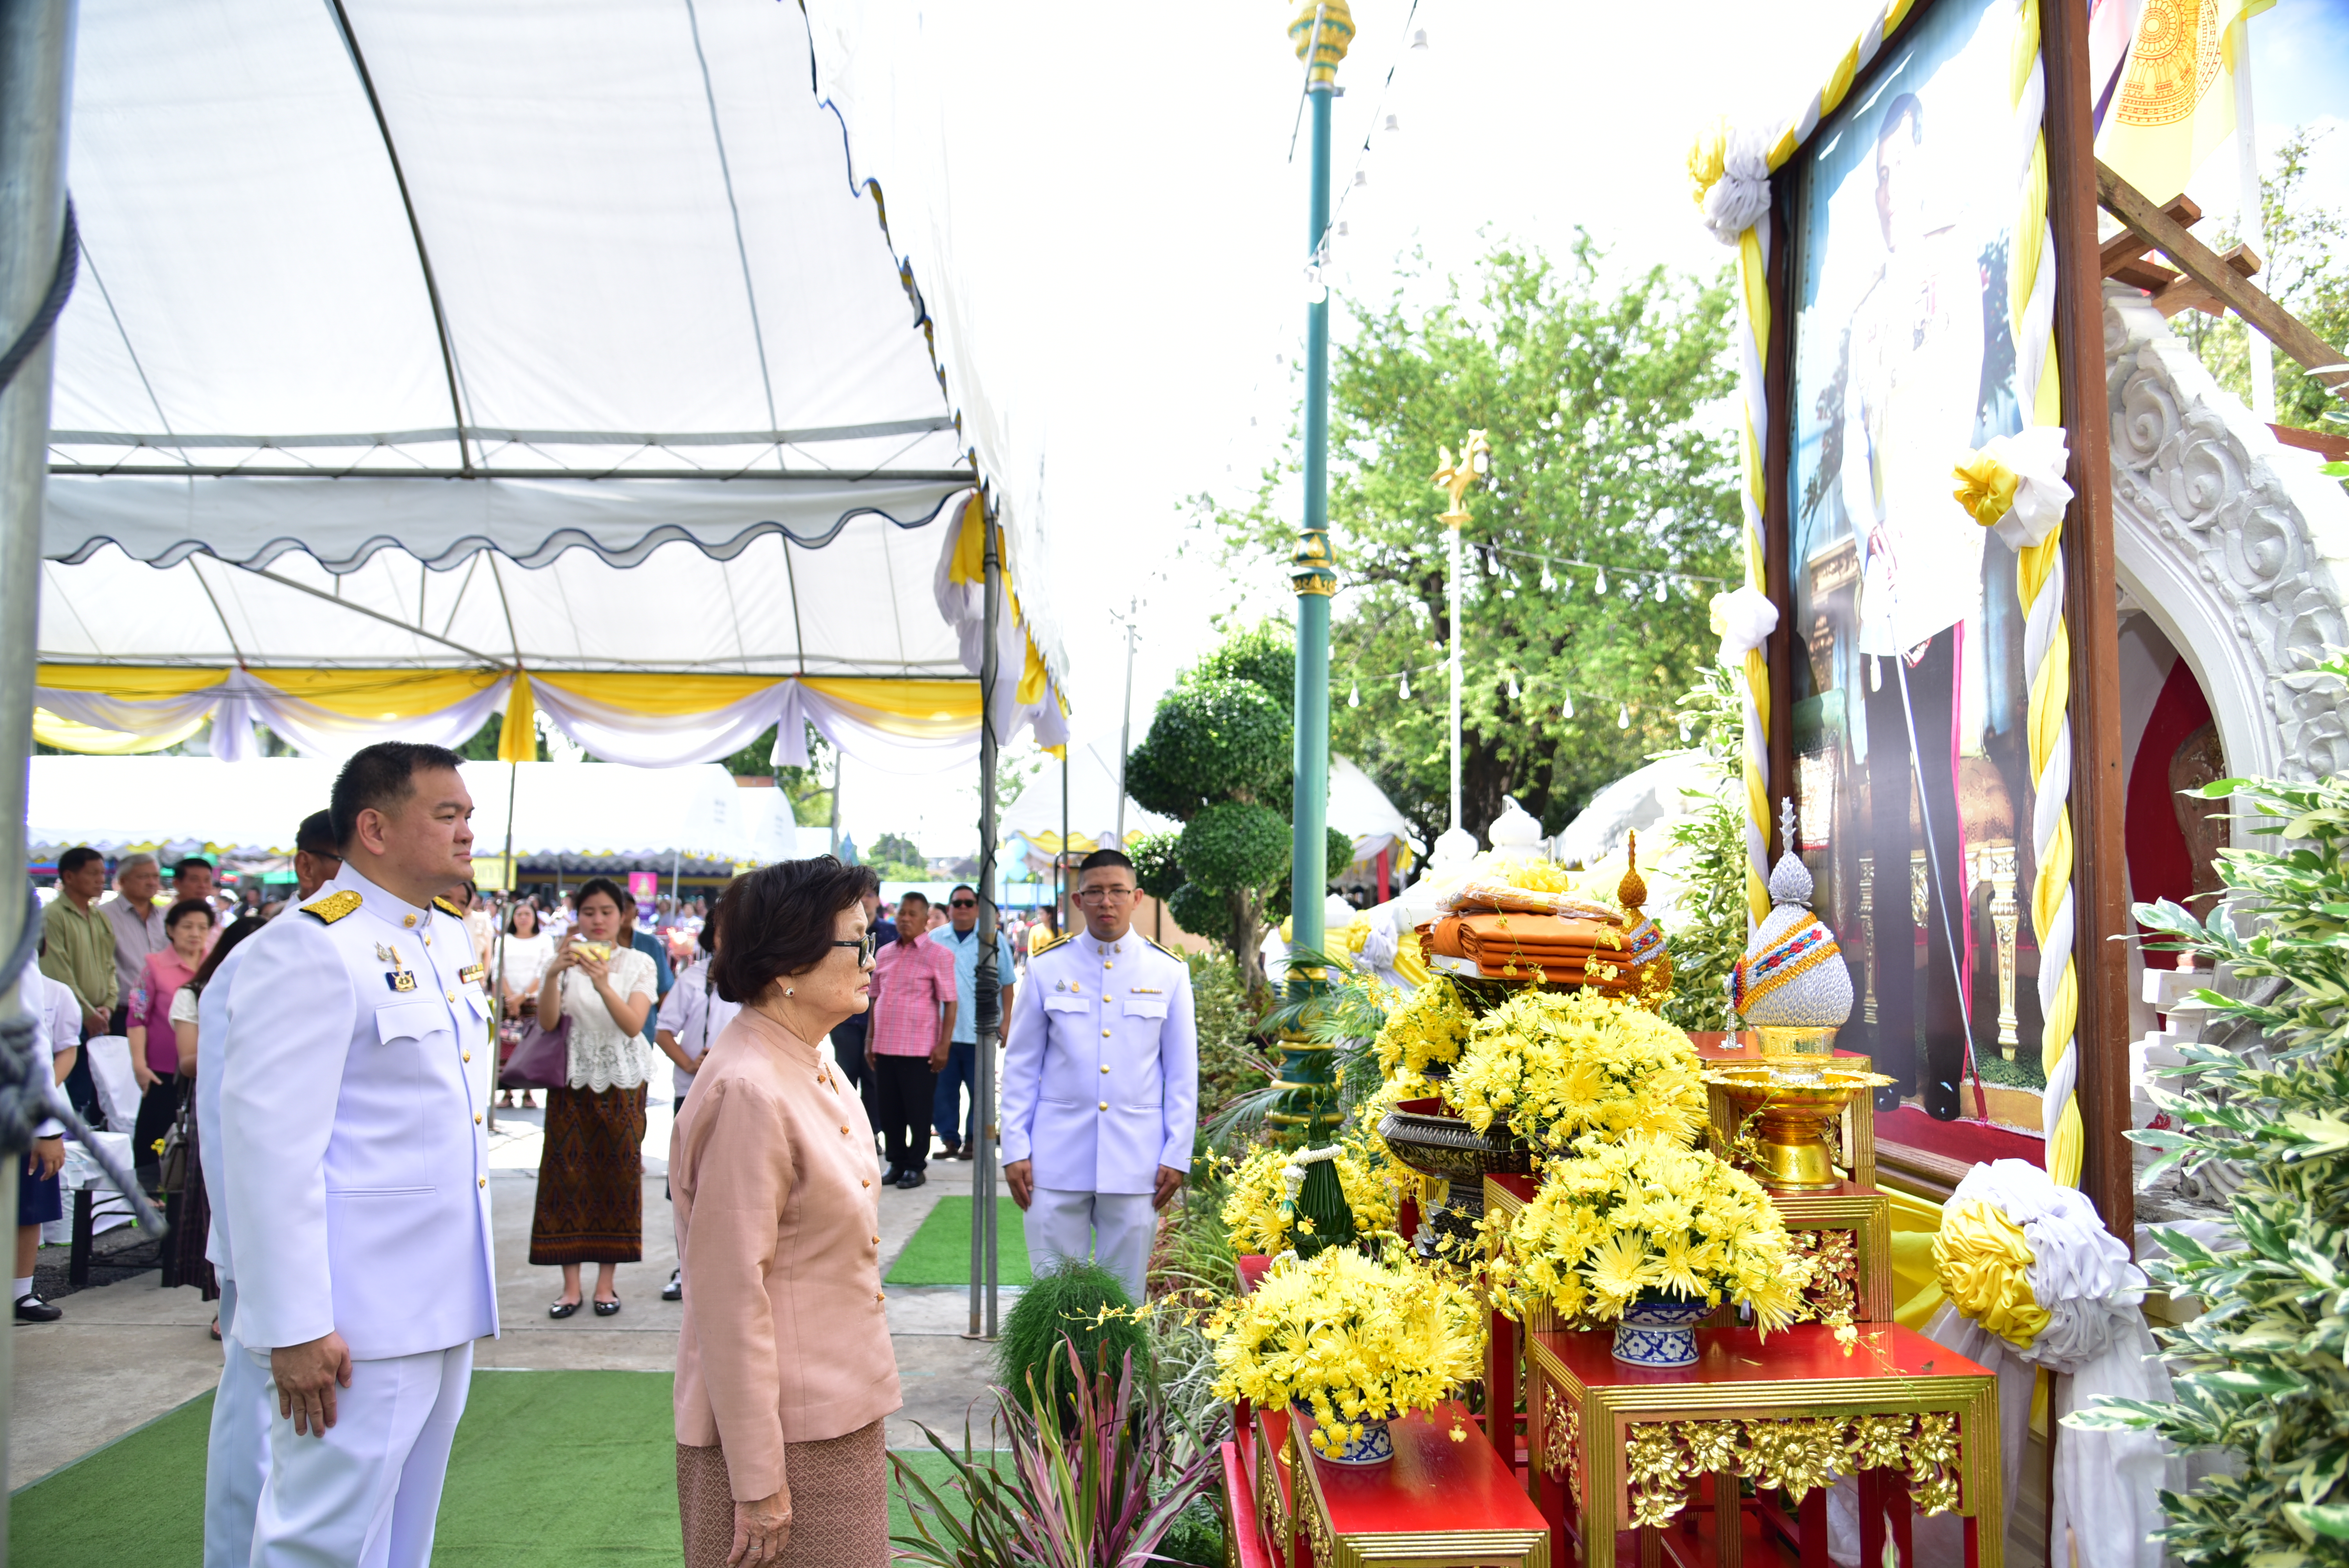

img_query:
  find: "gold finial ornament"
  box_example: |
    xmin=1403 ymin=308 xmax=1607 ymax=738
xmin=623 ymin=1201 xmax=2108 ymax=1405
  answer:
xmin=1288 ymin=0 xmax=1355 ymax=86
xmin=1431 ymin=429 xmax=1492 ymax=528
xmin=1618 ymin=830 xmax=1649 ymax=915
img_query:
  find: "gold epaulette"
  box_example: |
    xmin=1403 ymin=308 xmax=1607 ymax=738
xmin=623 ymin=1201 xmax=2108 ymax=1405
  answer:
xmin=1142 ymin=935 xmax=1183 ymax=961
xmin=432 ymin=896 xmax=465 ymax=918
xmin=301 ymin=890 xmax=363 ymax=924
xmin=1032 ymin=930 xmax=1075 ymax=956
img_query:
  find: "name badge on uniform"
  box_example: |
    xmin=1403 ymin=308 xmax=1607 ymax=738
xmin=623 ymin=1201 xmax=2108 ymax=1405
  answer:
xmin=376 ymin=942 xmax=419 ymax=993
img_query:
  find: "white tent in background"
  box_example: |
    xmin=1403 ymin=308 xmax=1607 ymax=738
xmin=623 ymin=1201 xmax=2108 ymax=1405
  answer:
xmin=35 ymin=0 xmax=1064 ymax=771
xmin=1000 ymin=733 xmax=1178 ymax=873
xmin=26 ymin=756 xmax=780 ymax=867
xmin=1329 ymin=755 xmax=1420 ymax=872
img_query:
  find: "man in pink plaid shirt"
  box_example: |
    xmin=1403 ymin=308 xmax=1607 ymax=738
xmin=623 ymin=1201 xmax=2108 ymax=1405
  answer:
xmin=866 ymin=891 xmax=957 ymax=1188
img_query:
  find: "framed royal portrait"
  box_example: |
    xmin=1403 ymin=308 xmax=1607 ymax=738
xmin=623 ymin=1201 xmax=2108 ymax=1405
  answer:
xmin=1781 ymin=0 xmax=2058 ymax=1135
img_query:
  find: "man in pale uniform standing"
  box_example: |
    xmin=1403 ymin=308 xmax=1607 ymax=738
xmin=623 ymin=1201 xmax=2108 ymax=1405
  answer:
xmin=221 ymin=745 xmax=496 ymax=1568
xmin=1000 ymin=848 xmax=1197 ymax=1304
xmin=197 ymin=808 xmax=338 ymax=1568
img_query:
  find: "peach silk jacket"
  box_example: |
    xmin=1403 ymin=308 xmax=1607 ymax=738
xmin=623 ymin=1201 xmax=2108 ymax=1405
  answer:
xmin=670 ymin=1007 xmax=901 ymax=1501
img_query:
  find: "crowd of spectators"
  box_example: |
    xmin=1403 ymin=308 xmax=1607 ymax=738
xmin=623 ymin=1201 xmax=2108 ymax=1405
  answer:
xmin=21 ymin=841 xmax=1053 ymax=1324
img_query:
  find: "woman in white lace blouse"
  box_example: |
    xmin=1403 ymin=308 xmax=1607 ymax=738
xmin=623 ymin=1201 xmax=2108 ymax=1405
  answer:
xmin=530 ymin=877 xmax=658 ymax=1319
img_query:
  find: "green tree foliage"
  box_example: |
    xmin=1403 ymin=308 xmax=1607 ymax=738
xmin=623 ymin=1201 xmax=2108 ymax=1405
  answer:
xmin=1657 ymin=663 xmax=1746 ymax=1034
xmin=1126 ymin=622 xmax=1347 ymax=985
xmin=2180 ymin=128 xmax=2349 ymax=455
xmin=1131 ymin=830 xmax=1185 ymax=901
xmin=1214 ymin=238 xmax=1739 ymax=845
xmin=2069 ymin=673 xmax=2349 ymax=1567
xmin=1188 ymin=951 xmax=1274 ymax=1117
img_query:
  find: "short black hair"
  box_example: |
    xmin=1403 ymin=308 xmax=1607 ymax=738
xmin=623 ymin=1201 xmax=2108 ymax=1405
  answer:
xmin=505 ymin=898 xmax=541 ymax=936
xmin=709 ymin=857 xmax=878 ymax=1006
xmin=330 ymin=741 xmax=467 ymax=850
xmin=573 ymin=877 xmax=629 ymax=919
xmin=896 ymin=889 xmax=931 ymax=911
xmin=949 ymin=884 xmax=976 ymax=899
xmin=164 ymin=897 xmax=216 ymax=931
xmin=296 ymin=810 xmax=339 ymax=857
xmin=173 ymin=856 xmax=214 ymax=879
xmin=1077 ymin=848 xmax=1135 ymax=876
xmin=57 ymin=846 xmax=103 ymax=877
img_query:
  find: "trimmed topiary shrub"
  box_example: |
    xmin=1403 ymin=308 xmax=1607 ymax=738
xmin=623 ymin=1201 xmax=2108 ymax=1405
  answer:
xmin=996 ymin=1259 xmax=1153 ymax=1421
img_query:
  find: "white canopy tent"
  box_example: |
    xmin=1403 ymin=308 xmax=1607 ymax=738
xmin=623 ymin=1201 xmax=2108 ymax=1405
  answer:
xmin=34 ymin=0 xmax=1066 ymax=772
xmin=26 ymin=755 xmax=802 ymax=866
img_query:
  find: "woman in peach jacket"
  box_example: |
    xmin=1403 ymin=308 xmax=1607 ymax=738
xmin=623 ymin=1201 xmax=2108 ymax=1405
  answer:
xmin=669 ymin=857 xmax=897 ymax=1567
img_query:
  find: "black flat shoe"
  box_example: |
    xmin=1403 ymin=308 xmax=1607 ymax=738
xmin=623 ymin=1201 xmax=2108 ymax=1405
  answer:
xmin=661 ymin=1270 xmax=683 ymax=1303
xmin=593 ymin=1297 xmax=621 ymax=1317
xmin=896 ymin=1169 xmax=925 ymax=1189
xmin=14 ymin=1294 xmax=61 ymax=1324
xmin=549 ymin=1299 xmax=581 ymax=1319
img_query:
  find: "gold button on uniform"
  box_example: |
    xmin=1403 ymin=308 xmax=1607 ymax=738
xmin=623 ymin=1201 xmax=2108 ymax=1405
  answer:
xmin=1103 ymin=961 xmax=1113 ymax=969
xmin=1101 ymin=1028 xmax=1111 ymax=1038
xmin=1098 ymin=1101 xmax=1109 ymax=1111
xmin=474 ymin=1113 xmax=483 ymax=1124
xmin=422 ymin=932 xmax=431 ymax=946
xmin=478 ymin=1177 xmax=486 ymax=1188
xmin=446 ymin=989 xmax=456 ymax=1002
xmin=1100 ymin=1064 xmax=1110 ymax=1073
xmin=403 ymin=914 xmax=417 ymax=928
xmin=462 ymin=1050 xmax=472 ymax=1062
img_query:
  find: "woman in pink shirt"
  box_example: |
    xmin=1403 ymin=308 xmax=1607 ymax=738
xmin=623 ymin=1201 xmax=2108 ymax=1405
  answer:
xmin=126 ymin=897 xmax=212 ymax=1182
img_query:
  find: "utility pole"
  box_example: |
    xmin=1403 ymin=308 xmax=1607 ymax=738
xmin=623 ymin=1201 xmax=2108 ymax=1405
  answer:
xmin=1270 ymin=0 xmax=1351 ymax=1144
xmin=1114 ymin=595 xmax=1138 ymax=848
xmin=1433 ymin=430 xmax=1492 ymax=842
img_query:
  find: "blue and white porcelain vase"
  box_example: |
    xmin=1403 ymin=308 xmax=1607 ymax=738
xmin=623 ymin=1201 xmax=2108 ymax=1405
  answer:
xmin=1299 ymin=1405 xmax=1396 ymax=1466
xmin=1610 ymin=1295 xmax=1709 ymax=1368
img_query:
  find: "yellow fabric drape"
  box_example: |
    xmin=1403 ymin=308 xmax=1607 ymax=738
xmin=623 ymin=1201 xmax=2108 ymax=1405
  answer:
xmin=31 ymin=710 xmax=209 ymax=755
xmin=1887 ymin=1187 xmax=1950 ymax=1330
xmin=1016 ymin=633 xmax=1049 ymax=705
xmin=801 ymin=677 xmax=981 ymax=738
xmin=37 ymin=665 xmax=230 ymax=700
xmin=498 ymin=673 xmax=536 ymax=764
xmin=947 ymin=492 xmax=988 ymax=586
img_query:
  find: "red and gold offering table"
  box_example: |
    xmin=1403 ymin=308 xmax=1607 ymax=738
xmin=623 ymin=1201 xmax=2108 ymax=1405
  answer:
xmin=1525 ymin=1323 xmax=2000 ymax=1568
xmin=1238 ymin=1401 xmax=1551 ymax=1568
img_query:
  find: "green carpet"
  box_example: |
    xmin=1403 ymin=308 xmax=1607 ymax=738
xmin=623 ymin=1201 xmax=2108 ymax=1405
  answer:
xmin=887 ymin=1195 xmax=1032 ymax=1286
xmin=10 ymin=1371 xmax=991 ymax=1566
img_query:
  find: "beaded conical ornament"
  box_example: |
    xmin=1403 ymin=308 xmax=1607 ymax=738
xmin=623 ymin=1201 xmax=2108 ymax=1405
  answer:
xmin=1729 ymin=800 xmax=1853 ymax=1032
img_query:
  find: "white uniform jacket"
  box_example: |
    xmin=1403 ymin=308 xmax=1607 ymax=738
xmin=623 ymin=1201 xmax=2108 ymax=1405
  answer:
xmin=220 ymin=866 xmax=497 ymax=1360
xmin=999 ymin=931 xmax=1196 ymax=1195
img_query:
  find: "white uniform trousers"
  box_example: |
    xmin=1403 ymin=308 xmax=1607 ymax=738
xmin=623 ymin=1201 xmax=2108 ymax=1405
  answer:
xmin=250 ymin=1340 xmax=473 ymax=1568
xmin=1023 ymin=1188 xmax=1157 ymax=1305
xmin=204 ymin=1279 xmax=272 ymax=1568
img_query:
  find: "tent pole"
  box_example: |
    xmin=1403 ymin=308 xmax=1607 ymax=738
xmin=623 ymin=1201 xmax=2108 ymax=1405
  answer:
xmin=970 ymin=507 xmax=1002 ymax=1340
xmin=1060 ymin=750 xmax=1069 ymax=937
xmin=0 ymin=2 xmax=76 ymax=1549
xmin=486 ymin=759 xmax=518 ymax=1134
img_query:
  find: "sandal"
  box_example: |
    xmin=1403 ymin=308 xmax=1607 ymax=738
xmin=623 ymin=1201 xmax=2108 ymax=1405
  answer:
xmin=520 ymin=1092 xmax=537 ymax=1109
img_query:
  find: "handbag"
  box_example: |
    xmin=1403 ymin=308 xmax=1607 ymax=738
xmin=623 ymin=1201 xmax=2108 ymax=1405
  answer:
xmin=499 ymin=1009 xmax=572 ymax=1090
xmin=159 ymin=1090 xmax=195 ymax=1195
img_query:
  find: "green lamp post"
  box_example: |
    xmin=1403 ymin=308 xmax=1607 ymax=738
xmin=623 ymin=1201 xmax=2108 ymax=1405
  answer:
xmin=1268 ymin=0 xmax=1351 ymax=1141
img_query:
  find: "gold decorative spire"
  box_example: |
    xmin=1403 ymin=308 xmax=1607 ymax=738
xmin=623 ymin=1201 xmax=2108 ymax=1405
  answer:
xmin=1289 ymin=0 xmax=1355 ymax=87
xmin=1431 ymin=429 xmax=1491 ymax=529
xmin=1618 ymin=830 xmax=1648 ymax=915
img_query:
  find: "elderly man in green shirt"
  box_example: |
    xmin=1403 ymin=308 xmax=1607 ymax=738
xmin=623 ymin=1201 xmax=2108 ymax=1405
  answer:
xmin=41 ymin=846 xmax=119 ymax=1042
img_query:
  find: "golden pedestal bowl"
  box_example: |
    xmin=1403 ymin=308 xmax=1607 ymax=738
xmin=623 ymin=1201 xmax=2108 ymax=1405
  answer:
xmin=1752 ymin=1024 xmax=1841 ymax=1056
xmin=1703 ymin=1058 xmax=1895 ymax=1192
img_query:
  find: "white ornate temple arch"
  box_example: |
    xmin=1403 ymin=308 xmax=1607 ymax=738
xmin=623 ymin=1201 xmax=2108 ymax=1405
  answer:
xmin=2103 ymin=280 xmax=2349 ymax=1224
xmin=2104 ymin=282 xmax=2349 ymax=792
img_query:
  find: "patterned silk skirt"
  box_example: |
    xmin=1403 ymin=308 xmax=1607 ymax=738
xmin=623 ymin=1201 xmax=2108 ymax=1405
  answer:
xmin=528 ymin=1082 xmax=646 ymax=1265
xmin=676 ymin=1420 xmax=888 ymax=1568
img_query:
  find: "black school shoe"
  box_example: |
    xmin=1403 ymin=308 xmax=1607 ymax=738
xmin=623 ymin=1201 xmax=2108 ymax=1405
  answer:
xmin=882 ymin=1165 xmax=905 ymax=1187
xmin=896 ymin=1168 xmax=926 ymax=1189
xmin=662 ymin=1269 xmax=683 ymax=1302
xmin=14 ymin=1294 xmax=61 ymax=1323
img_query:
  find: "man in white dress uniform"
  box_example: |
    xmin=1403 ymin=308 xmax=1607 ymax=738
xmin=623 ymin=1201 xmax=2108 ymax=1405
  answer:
xmin=1000 ymin=849 xmax=1197 ymax=1303
xmin=221 ymin=745 xmax=497 ymax=1568
xmin=198 ymin=808 xmax=338 ymax=1568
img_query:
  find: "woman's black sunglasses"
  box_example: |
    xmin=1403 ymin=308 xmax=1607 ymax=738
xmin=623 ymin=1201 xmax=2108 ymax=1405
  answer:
xmin=833 ymin=933 xmax=878 ymax=962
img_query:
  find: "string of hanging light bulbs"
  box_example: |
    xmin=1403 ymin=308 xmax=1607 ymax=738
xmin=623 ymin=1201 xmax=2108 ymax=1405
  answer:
xmin=1340 ymin=659 xmax=1649 ymax=734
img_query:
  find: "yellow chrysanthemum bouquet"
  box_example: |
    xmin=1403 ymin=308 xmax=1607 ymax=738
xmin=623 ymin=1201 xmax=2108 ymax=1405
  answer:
xmin=1208 ymin=1245 xmax=1483 ymax=1456
xmin=1219 ymin=1140 xmax=1400 ymax=1258
xmin=1440 ymin=988 xmax=1709 ymax=1153
xmin=1485 ymin=1133 xmax=1814 ymax=1333
xmin=1369 ymin=973 xmax=1474 ymax=1082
